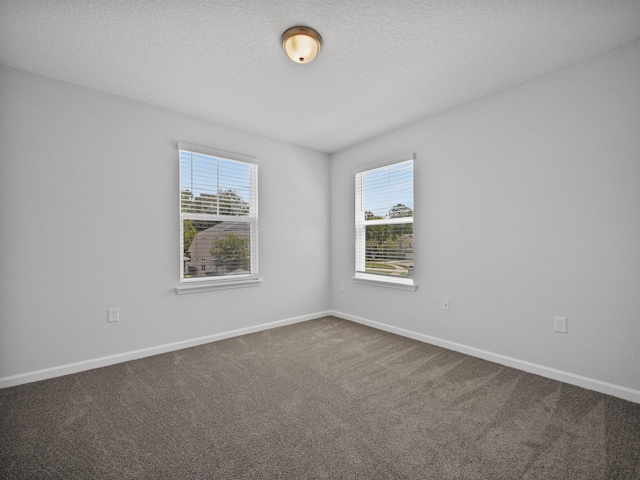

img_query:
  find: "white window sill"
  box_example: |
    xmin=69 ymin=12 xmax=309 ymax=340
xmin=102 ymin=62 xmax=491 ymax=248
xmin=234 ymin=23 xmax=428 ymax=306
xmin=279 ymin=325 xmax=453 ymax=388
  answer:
xmin=175 ymin=277 xmax=262 ymax=295
xmin=352 ymin=276 xmax=417 ymax=291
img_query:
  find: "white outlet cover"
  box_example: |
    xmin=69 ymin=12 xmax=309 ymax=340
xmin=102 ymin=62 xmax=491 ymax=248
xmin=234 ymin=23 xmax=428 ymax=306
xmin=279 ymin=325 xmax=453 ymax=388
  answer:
xmin=108 ymin=308 xmax=119 ymax=322
xmin=554 ymin=316 xmax=567 ymax=333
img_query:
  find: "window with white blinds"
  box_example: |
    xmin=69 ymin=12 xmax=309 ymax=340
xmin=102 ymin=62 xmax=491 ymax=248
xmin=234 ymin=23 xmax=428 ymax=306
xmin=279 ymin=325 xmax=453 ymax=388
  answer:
xmin=178 ymin=143 xmax=258 ymax=287
xmin=355 ymin=155 xmax=414 ymax=286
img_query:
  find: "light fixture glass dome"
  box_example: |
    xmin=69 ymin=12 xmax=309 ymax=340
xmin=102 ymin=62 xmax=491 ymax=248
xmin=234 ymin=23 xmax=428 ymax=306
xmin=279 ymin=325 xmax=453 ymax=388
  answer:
xmin=281 ymin=26 xmax=322 ymax=64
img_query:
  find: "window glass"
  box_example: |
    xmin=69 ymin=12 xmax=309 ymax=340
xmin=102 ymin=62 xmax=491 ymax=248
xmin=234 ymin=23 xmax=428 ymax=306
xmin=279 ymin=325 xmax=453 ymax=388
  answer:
xmin=179 ymin=147 xmax=258 ymax=284
xmin=355 ymin=158 xmax=414 ymax=284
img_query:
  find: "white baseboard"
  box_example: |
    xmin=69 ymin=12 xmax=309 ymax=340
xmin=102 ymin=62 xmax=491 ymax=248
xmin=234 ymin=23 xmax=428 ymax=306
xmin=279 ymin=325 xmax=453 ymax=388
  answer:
xmin=4 ymin=309 xmax=638 ymax=404
xmin=330 ymin=310 xmax=640 ymax=404
xmin=0 ymin=311 xmax=331 ymax=389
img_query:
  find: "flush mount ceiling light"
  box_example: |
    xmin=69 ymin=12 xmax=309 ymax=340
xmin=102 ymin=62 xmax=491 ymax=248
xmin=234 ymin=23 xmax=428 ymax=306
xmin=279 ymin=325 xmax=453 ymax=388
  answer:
xmin=281 ymin=26 xmax=322 ymax=64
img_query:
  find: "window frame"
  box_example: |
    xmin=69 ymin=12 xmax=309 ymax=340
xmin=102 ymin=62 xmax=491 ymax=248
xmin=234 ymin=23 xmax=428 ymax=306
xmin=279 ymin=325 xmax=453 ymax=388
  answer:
xmin=175 ymin=142 xmax=261 ymax=294
xmin=353 ymin=153 xmax=417 ymax=291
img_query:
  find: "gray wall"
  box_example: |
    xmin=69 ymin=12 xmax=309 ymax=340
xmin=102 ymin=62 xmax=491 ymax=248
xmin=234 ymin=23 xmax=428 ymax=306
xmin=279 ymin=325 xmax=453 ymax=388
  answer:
xmin=2 ymin=40 xmax=639 ymax=396
xmin=331 ymin=41 xmax=640 ymax=392
xmin=0 ymin=66 xmax=331 ymax=378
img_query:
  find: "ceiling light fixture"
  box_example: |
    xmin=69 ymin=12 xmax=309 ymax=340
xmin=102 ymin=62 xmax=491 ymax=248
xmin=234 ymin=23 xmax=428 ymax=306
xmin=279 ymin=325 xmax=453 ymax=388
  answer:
xmin=281 ymin=26 xmax=322 ymax=64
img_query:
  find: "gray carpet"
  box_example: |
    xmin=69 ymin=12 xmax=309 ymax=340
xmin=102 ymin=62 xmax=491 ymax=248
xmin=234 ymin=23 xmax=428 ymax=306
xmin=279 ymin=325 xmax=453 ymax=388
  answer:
xmin=1 ymin=316 xmax=639 ymax=479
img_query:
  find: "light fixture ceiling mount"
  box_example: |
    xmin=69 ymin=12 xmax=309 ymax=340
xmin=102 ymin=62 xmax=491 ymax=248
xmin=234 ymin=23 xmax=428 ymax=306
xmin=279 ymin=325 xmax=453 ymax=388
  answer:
xmin=281 ymin=26 xmax=322 ymax=64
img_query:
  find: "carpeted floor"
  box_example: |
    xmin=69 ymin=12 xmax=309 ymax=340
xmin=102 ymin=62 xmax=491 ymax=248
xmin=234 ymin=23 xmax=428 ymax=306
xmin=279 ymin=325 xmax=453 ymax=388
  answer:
xmin=1 ymin=316 xmax=639 ymax=479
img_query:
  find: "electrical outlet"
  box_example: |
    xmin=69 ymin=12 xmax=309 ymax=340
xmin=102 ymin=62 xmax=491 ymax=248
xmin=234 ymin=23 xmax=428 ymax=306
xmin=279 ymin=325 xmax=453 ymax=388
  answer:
xmin=442 ymin=299 xmax=450 ymax=311
xmin=340 ymin=282 xmax=345 ymax=292
xmin=108 ymin=308 xmax=119 ymax=323
xmin=553 ymin=316 xmax=567 ymax=333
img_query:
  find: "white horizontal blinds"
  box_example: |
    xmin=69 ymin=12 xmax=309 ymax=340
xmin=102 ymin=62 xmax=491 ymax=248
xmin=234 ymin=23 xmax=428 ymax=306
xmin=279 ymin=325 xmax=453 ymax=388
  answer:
xmin=180 ymin=151 xmax=253 ymax=216
xmin=361 ymin=160 xmax=413 ymax=219
xmin=248 ymin=159 xmax=258 ymax=218
xmin=355 ymin=173 xmax=366 ymax=274
xmin=179 ymin=147 xmax=258 ymax=282
xmin=355 ymin=159 xmax=414 ymax=281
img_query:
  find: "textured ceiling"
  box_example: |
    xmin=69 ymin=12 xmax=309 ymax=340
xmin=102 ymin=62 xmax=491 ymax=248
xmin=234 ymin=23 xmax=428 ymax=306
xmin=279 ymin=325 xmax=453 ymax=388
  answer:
xmin=2 ymin=1 xmax=640 ymax=153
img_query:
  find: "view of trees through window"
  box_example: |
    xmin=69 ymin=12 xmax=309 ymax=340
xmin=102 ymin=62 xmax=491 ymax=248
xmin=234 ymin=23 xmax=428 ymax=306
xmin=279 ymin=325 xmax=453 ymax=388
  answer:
xmin=179 ymin=146 xmax=258 ymax=282
xmin=365 ymin=207 xmax=413 ymax=277
xmin=181 ymin=189 xmax=250 ymax=217
xmin=181 ymin=189 xmax=251 ymax=278
xmin=356 ymin=158 xmax=414 ymax=281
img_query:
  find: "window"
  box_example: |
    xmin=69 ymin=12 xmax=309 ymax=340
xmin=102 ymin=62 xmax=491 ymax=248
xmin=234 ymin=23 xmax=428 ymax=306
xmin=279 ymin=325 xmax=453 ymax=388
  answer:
xmin=355 ymin=154 xmax=415 ymax=290
xmin=176 ymin=143 xmax=259 ymax=294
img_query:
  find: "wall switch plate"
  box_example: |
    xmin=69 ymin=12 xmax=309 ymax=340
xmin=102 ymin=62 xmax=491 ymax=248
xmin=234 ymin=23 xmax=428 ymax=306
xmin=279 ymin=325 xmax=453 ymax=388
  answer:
xmin=553 ymin=316 xmax=567 ymax=333
xmin=340 ymin=282 xmax=345 ymax=292
xmin=442 ymin=299 xmax=450 ymax=311
xmin=108 ymin=308 xmax=119 ymax=323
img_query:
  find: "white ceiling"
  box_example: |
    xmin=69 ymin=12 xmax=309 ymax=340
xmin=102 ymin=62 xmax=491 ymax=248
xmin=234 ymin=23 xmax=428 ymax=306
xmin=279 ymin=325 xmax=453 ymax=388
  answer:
xmin=2 ymin=1 xmax=640 ymax=154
